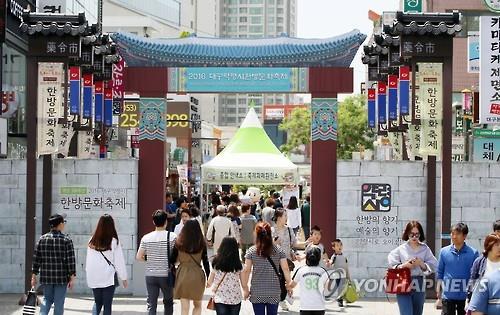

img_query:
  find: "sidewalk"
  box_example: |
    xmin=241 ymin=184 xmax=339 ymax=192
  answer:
xmin=1 ymin=292 xmax=441 ymax=315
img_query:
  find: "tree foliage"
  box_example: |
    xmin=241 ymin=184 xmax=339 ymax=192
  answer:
xmin=278 ymin=107 xmax=311 ymax=155
xmin=337 ymin=94 xmax=376 ymax=159
xmin=276 ymin=95 xmax=375 ymax=159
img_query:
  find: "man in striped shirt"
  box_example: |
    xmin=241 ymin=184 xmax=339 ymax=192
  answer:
xmin=137 ymin=210 xmax=177 ymax=315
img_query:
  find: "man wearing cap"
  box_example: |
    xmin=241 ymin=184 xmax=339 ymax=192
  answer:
xmin=31 ymin=213 xmax=76 ymax=315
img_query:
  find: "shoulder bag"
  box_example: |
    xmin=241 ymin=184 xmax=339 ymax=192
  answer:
xmin=166 ymin=231 xmax=176 ymax=287
xmin=267 ymin=256 xmax=287 ymax=301
xmin=207 ymin=272 xmax=227 ymax=310
xmin=385 ymin=266 xmax=411 ymax=295
xmin=99 ymin=250 xmax=120 ymax=287
xmin=286 ymin=227 xmax=296 ymax=271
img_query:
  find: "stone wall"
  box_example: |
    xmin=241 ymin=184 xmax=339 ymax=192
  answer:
xmin=0 ymin=159 xmax=138 ymax=294
xmin=337 ymin=161 xmax=499 ymax=297
xmin=0 ymin=159 xmax=498 ymax=295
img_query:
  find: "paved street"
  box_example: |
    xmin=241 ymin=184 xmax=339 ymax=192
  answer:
xmin=1 ymin=291 xmax=441 ymax=315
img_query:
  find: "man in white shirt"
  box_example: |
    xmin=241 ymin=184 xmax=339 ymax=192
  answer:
xmin=206 ymin=205 xmax=236 ymax=252
xmin=136 ymin=210 xmax=176 ymax=315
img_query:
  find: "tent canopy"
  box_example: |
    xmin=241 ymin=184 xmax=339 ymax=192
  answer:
xmin=201 ymin=108 xmax=298 ymax=185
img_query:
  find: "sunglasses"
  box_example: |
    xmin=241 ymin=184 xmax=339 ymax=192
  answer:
xmin=409 ymin=233 xmax=420 ymax=238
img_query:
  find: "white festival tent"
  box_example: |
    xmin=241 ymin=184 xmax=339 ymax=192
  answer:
xmin=201 ymin=107 xmax=299 ymax=186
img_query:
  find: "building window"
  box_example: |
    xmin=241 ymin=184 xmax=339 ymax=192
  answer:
xmin=277 ymin=0 xmax=283 ymax=4
xmin=226 ymin=108 xmax=236 ymax=114
xmin=239 ymin=7 xmax=247 ymax=14
xmin=239 ymin=0 xmax=248 ymax=3
xmin=277 ymin=26 xmax=283 ymax=33
xmin=238 ymin=108 xmax=247 ymax=114
xmin=251 ymin=16 xmax=262 ymax=24
xmin=277 ymin=8 xmax=284 ymax=14
xmin=277 ymin=17 xmax=284 ymax=24
xmin=249 ymin=25 xmax=263 ymax=33
xmin=226 ymin=117 xmax=236 ymax=124
xmin=240 ymin=16 xmax=248 ymax=23
xmin=227 ymin=8 xmax=238 ymax=14
xmin=268 ymin=16 xmax=275 ymax=23
xmin=225 ymin=0 xmax=238 ymax=4
xmin=267 ymin=7 xmax=275 ymax=14
xmin=249 ymin=7 xmax=263 ymax=14
xmin=239 ymin=25 xmax=247 ymax=32
xmin=228 ymin=17 xmax=238 ymax=23
xmin=268 ymin=0 xmax=275 ymax=4
xmin=249 ymin=0 xmax=263 ymax=4
xmin=268 ymin=25 xmax=276 ymax=32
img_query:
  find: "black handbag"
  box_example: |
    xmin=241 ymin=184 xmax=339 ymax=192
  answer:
xmin=22 ymin=288 xmax=37 ymax=315
xmin=99 ymin=251 xmax=120 ymax=287
xmin=267 ymin=256 xmax=287 ymax=301
xmin=167 ymin=231 xmax=176 ymax=287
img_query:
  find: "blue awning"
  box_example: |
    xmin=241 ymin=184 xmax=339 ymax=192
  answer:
xmin=111 ymin=31 xmax=366 ymax=67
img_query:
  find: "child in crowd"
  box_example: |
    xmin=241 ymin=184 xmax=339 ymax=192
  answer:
xmin=328 ymin=239 xmax=350 ymax=308
xmin=289 ymin=246 xmax=330 ymax=315
xmin=298 ymin=225 xmax=329 ymax=267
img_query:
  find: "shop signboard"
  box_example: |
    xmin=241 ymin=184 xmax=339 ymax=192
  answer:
xmin=473 ymin=137 xmax=500 ymax=162
xmin=480 ymin=16 xmax=500 ymax=123
xmin=37 ymin=62 xmax=63 ymax=156
xmin=168 ymin=67 xmax=308 ymax=93
xmin=468 ymin=32 xmax=480 ymax=73
xmin=404 ymin=0 xmax=422 ymax=13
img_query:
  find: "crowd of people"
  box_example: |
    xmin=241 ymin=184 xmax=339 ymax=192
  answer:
xmin=28 ymin=190 xmax=500 ymax=315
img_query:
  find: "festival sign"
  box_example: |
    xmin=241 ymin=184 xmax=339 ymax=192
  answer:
xmin=399 ymin=66 xmax=410 ymax=116
xmin=82 ymin=73 xmax=93 ymax=119
xmin=58 ymin=186 xmax=127 ymax=211
xmin=409 ymin=124 xmax=422 ymax=158
xmin=419 ymin=63 xmax=443 ymax=120
xmin=168 ymin=67 xmax=309 ymax=93
xmin=377 ymin=82 xmax=387 ymax=124
xmin=387 ymin=132 xmax=403 ymax=160
xmin=112 ymin=56 xmax=125 ymax=115
xmin=77 ymin=130 xmax=93 ymax=158
xmin=104 ymin=85 xmax=113 ymax=127
xmin=69 ymin=66 xmax=80 ymax=115
xmin=361 ymin=183 xmax=391 ymax=212
xmin=37 ymin=62 xmax=63 ymax=156
xmin=94 ymin=81 xmax=103 ymax=122
xmin=388 ymin=75 xmax=398 ymax=122
xmin=480 ymin=16 xmax=500 ymax=123
xmin=119 ymin=100 xmax=140 ymax=129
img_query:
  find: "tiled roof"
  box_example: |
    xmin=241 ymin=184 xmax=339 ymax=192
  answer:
xmin=111 ymin=31 xmax=367 ymax=67
xmin=383 ymin=11 xmax=462 ymax=36
xmin=19 ymin=12 xmax=92 ymax=36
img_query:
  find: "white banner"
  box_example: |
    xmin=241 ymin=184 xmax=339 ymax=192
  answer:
xmin=409 ymin=124 xmax=422 ymax=158
xmin=420 ymin=119 xmax=442 ymax=157
xmin=452 ymin=136 xmax=466 ymax=155
xmin=387 ymin=132 xmax=403 ymax=160
xmin=177 ymin=164 xmax=189 ymax=193
xmin=78 ymin=130 xmax=94 ymax=158
xmin=468 ymin=32 xmax=480 ymax=73
xmin=37 ymin=62 xmax=64 ymax=156
xmin=418 ymin=63 xmax=442 ymax=120
xmin=480 ymin=16 xmax=500 ymax=124
xmin=56 ymin=121 xmax=74 ymax=157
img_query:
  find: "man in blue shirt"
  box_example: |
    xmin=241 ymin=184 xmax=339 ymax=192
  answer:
xmin=165 ymin=193 xmax=177 ymax=231
xmin=437 ymin=223 xmax=479 ymax=315
xmin=469 ymin=268 xmax=500 ymax=315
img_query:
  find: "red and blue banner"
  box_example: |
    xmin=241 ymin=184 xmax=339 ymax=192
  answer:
xmin=388 ymin=75 xmax=398 ymax=121
xmin=377 ymin=82 xmax=387 ymax=124
xmin=368 ymin=88 xmax=376 ymax=128
xmin=399 ymin=66 xmax=410 ymax=116
xmin=69 ymin=67 xmax=81 ymax=115
xmin=94 ymin=81 xmax=103 ymax=123
xmin=104 ymin=84 xmax=113 ymax=127
xmin=82 ymin=73 xmax=93 ymax=119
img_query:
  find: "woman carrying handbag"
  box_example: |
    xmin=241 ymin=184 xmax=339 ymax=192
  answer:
xmin=206 ymin=237 xmax=244 ymax=315
xmin=86 ymin=214 xmax=128 ymax=315
xmin=387 ymin=220 xmax=437 ymax=315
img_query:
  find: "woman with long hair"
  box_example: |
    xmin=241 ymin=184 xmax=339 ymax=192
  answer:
xmin=241 ymin=222 xmax=292 ymax=315
xmin=227 ymin=205 xmax=241 ymax=243
xmin=387 ymin=220 xmax=437 ymax=315
xmin=86 ymin=214 xmax=128 ymax=315
xmin=467 ymin=233 xmax=500 ymax=307
xmin=171 ymin=220 xmax=210 ymax=315
xmin=206 ymin=237 xmax=244 ymax=315
xmin=286 ymin=196 xmax=301 ymax=236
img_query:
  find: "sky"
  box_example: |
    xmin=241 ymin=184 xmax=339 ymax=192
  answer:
xmin=297 ymin=0 xmax=401 ymax=97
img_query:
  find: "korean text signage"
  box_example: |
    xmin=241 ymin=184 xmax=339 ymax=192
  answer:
xmin=166 ymin=102 xmax=190 ymax=138
xmin=112 ymin=57 xmax=125 ymax=115
xmin=7 ymin=0 xmax=34 ymax=42
xmin=263 ymin=105 xmax=307 ymax=120
xmin=473 ymin=137 xmax=500 ymax=162
xmin=37 ymin=0 xmax=66 ymax=13
xmin=480 ymin=16 xmax=500 ymax=124
xmin=58 ymin=187 xmax=127 ymax=211
xmin=168 ymin=67 xmax=309 ymax=93
xmin=468 ymin=32 xmax=480 ymax=73
xmin=388 ymin=75 xmax=398 ymax=122
xmin=399 ymin=66 xmax=410 ymax=116
xmin=401 ymin=36 xmax=452 ymax=58
xmin=367 ymin=88 xmax=376 ymax=128
xmin=31 ymin=36 xmax=81 ymax=57
xmin=419 ymin=63 xmax=443 ymax=157
xmin=404 ymin=0 xmax=422 ymax=13
xmin=474 ymin=129 xmax=500 ymax=137
xmin=69 ymin=66 xmax=80 ymax=115
xmin=119 ymin=100 xmax=139 ymax=129
xmin=37 ymin=62 xmax=63 ymax=156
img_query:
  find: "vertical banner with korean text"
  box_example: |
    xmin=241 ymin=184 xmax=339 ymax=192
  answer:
xmin=78 ymin=130 xmax=94 ymax=158
xmin=480 ymin=16 xmax=500 ymax=124
xmin=399 ymin=66 xmax=410 ymax=116
xmin=388 ymin=75 xmax=398 ymax=122
xmin=82 ymin=73 xmax=93 ymax=119
xmin=112 ymin=57 xmax=125 ymax=116
xmin=69 ymin=66 xmax=81 ymax=115
xmin=94 ymin=81 xmax=103 ymax=122
xmin=104 ymin=84 xmax=113 ymax=127
xmin=367 ymin=88 xmax=376 ymax=128
xmin=37 ymin=62 xmax=64 ymax=156
xmin=418 ymin=63 xmax=443 ymax=157
xmin=377 ymin=82 xmax=387 ymax=125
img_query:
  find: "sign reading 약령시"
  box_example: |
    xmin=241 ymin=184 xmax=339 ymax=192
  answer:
xmin=168 ymin=67 xmax=308 ymax=93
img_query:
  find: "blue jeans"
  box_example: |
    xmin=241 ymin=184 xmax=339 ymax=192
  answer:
xmin=252 ymin=303 xmax=279 ymax=315
xmin=396 ymin=277 xmax=425 ymax=315
xmin=40 ymin=284 xmax=67 ymax=315
xmin=214 ymin=302 xmax=241 ymax=315
xmin=92 ymin=285 xmax=116 ymax=315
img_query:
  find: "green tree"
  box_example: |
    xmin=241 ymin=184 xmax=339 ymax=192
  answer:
xmin=278 ymin=107 xmax=311 ymax=155
xmin=276 ymin=95 xmax=375 ymax=159
xmin=337 ymin=94 xmax=376 ymax=159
